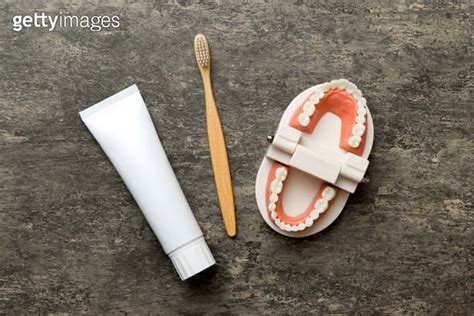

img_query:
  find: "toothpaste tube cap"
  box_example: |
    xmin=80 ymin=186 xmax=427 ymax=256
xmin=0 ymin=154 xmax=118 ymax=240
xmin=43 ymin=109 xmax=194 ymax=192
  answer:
xmin=168 ymin=236 xmax=215 ymax=280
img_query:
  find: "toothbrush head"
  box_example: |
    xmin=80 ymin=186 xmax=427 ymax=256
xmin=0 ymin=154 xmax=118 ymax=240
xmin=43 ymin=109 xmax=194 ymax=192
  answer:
xmin=194 ymin=34 xmax=210 ymax=69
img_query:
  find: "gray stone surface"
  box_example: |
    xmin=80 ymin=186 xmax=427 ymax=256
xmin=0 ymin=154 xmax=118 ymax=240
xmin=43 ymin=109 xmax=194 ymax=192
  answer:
xmin=0 ymin=0 xmax=472 ymax=314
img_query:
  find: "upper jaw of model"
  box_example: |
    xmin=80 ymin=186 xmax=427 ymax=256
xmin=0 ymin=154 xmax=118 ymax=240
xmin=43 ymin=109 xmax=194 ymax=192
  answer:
xmin=296 ymin=79 xmax=367 ymax=148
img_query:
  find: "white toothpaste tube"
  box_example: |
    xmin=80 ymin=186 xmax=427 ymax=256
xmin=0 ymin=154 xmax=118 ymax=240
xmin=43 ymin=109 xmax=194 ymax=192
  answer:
xmin=79 ymin=84 xmax=215 ymax=280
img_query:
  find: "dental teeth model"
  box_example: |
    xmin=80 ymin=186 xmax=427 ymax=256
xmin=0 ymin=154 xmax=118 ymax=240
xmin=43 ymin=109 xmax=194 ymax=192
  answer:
xmin=255 ymin=79 xmax=374 ymax=237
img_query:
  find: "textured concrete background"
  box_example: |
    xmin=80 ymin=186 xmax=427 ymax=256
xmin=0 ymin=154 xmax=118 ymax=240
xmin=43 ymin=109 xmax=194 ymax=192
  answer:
xmin=0 ymin=0 xmax=472 ymax=314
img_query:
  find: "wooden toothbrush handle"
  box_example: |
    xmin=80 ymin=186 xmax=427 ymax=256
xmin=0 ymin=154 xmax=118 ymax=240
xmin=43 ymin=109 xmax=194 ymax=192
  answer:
xmin=203 ymin=77 xmax=236 ymax=237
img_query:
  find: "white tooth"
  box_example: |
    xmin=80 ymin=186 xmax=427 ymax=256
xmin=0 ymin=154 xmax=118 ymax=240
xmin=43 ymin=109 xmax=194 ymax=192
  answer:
xmin=270 ymin=193 xmax=278 ymax=203
xmin=310 ymin=210 xmax=320 ymax=220
xmin=270 ymin=180 xmax=283 ymax=194
xmin=329 ymin=80 xmax=339 ymax=89
xmin=315 ymin=91 xmax=325 ymax=100
xmin=268 ymin=203 xmax=276 ymax=212
xmin=314 ymin=199 xmax=322 ymax=208
xmin=349 ymin=135 xmax=362 ymax=148
xmin=275 ymin=218 xmax=282 ymax=226
xmin=322 ymin=83 xmax=330 ymax=92
xmin=340 ymin=79 xmax=350 ymax=85
xmin=271 ymin=210 xmax=277 ymax=220
xmin=353 ymin=89 xmax=362 ymax=99
xmin=356 ymin=115 xmax=366 ymax=124
xmin=346 ymin=88 xmax=354 ymax=94
xmin=348 ymin=136 xmax=359 ymax=148
xmin=358 ymin=97 xmax=367 ymax=107
xmin=297 ymin=113 xmax=310 ymax=126
xmin=303 ymin=102 xmax=315 ymax=115
xmin=357 ymin=106 xmax=367 ymax=116
xmin=276 ymin=167 xmax=287 ymax=181
xmin=270 ymin=180 xmax=277 ymax=193
xmin=352 ymin=123 xmax=366 ymax=135
xmin=337 ymin=79 xmax=349 ymax=88
xmin=309 ymin=94 xmax=317 ymax=104
xmin=291 ymin=225 xmax=299 ymax=232
xmin=277 ymin=183 xmax=283 ymax=193
xmin=298 ymin=223 xmax=306 ymax=231
xmin=348 ymin=137 xmax=355 ymax=147
xmin=314 ymin=199 xmax=329 ymax=212
xmin=347 ymin=82 xmax=357 ymax=91
xmin=336 ymin=81 xmax=347 ymax=90
xmin=322 ymin=187 xmax=336 ymax=201
xmin=305 ymin=217 xmax=314 ymax=227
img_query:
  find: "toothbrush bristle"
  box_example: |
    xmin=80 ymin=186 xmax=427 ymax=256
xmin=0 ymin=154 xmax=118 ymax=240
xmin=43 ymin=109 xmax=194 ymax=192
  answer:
xmin=194 ymin=34 xmax=210 ymax=67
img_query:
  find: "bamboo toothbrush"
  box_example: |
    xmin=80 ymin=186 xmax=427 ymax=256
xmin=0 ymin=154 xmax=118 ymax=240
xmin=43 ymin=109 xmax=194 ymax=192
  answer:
xmin=193 ymin=34 xmax=236 ymax=237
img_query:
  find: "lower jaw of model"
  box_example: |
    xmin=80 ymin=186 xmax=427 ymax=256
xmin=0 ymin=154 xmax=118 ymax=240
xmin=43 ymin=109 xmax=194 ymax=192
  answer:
xmin=266 ymin=163 xmax=338 ymax=232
